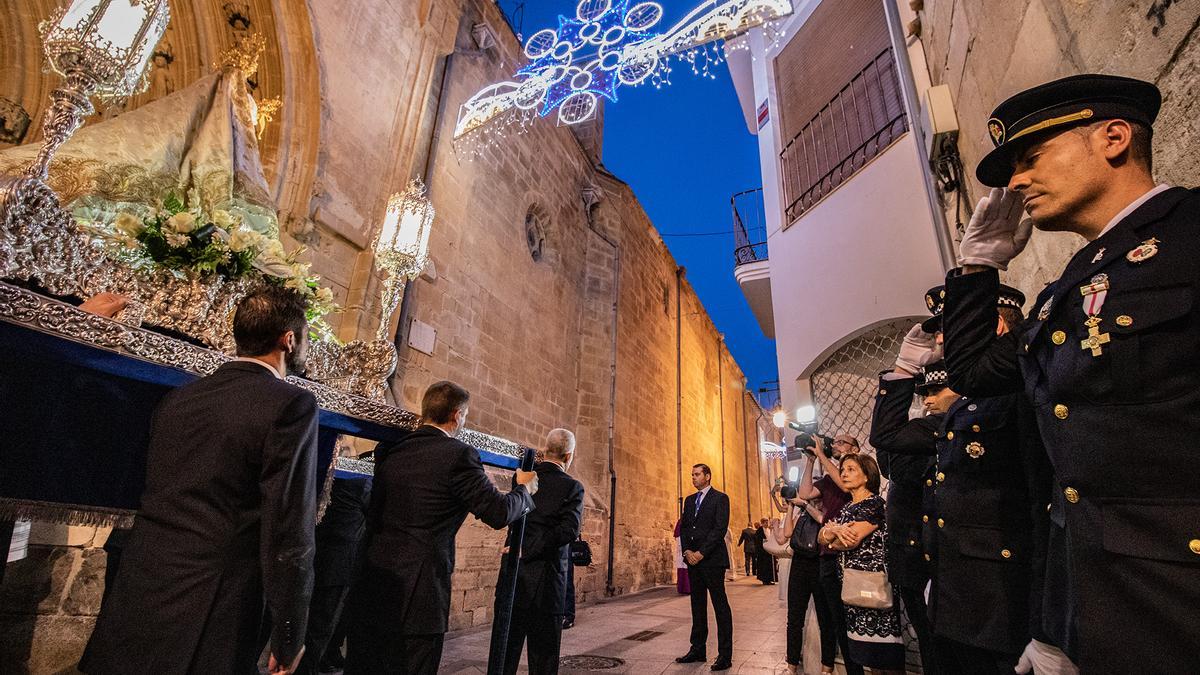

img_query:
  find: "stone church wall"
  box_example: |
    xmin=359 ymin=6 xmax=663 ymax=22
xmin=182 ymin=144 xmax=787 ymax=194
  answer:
xmin=913 ymin=0 xmax=1200 ymax=295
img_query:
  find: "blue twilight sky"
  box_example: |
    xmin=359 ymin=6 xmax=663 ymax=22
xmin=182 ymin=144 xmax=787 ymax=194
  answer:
xmin=498 ymin=0 xmax=780 ymax=402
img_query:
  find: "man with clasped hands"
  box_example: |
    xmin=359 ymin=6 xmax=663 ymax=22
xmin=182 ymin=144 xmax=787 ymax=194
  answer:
xmin=675 ymin=463 xmax=734 ymax=672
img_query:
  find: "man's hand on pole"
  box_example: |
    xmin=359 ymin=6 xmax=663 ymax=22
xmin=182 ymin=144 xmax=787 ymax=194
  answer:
xmin=515 ymin=469 xmax=538 ymax=495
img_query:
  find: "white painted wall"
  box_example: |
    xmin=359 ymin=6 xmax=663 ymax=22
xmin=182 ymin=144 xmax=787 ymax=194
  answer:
xmin=729 ymin=0 xmax=952 ymax=420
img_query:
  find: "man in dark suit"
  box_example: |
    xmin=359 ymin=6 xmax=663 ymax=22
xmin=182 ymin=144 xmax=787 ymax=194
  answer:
xmin=502 ymin=428 xmax=585 ymax=675
xmin=736 ymin=523 xmax=757 ymax=576
xmin=295 ymin=439 xmax=372 ymax=675
xmin=944 ymin=74 xmax=1200 ymax=672
xmin=345 ymin=381 xmax=538 ymax=675
xmin=82 ymin=285 xmax=318 ymax=675
xmin=676 ymin=463 xmax=733 ymax=671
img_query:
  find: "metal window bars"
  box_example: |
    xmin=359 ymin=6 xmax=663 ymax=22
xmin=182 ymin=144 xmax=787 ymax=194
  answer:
xmin=778 ymin=48 xmax=909 ymax=224
xmin=732 ymin=187 xmax=767 ymax=265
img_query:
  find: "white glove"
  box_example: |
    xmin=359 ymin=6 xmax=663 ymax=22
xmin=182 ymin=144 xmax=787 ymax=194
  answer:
xmin=958 ymin=188 xmax=1034 ymax=270
xmin=894 ymin=324 xmax=940 ymax=375
xmin=1014 ymin=639 xmax=1079 ymax=675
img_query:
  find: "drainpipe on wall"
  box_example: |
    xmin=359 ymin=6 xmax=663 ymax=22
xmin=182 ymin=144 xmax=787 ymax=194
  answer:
xmin=676 ymin=266 xmax=685 ymax=517
xmin=717 ymin=336 xmax=726 ymax=490
xmin=883 ymin=0 xmax=957 ymax=272
xmin=584 ymin=197 xmax=621 ymax=597
xmin=740 ymin=379 xmax=752 ymax=524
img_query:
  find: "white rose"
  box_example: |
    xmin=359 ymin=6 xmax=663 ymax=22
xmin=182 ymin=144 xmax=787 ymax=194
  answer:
xmin=315 ymin=286 xmax=334 ymax=304
xmin=285 ymin=276 xmax=307 ymax=291
xmin=165 ymin=232 xmax=190 ymax=248
xmin=167 ymin=211 xmax=196 ymax=234
xmin=114 ymin=212 xmax=145 ymax=238
xmin=212 ymin=210 xmax=239 ymax=231
xmin=228 ymin=228 xmax=256 ymax=253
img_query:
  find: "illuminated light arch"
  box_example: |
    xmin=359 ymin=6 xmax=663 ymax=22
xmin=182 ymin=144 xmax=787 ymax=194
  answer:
xmin=454 ymin=0 xmax=793 ymax=141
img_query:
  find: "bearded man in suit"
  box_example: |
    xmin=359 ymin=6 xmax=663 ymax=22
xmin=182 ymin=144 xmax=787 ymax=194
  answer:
xmin=83 ymin=285 xmax=318 ymax=675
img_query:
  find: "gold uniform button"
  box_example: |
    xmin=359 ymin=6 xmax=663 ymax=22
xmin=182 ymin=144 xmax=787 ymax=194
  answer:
xmin=1064 ymin=487 xmax=1080 ymax=504
xmin=1051 ymin=330 xmax=1066 ymax=345
xmin=1024 ymin=344 xmax=1030 ymax=352
xmin=947 ymin=431 xmax=955 ymax=440
xmin=1001 ymin=549 xmax=1012 ymax=559
xmin=937 ymin=518 xmax=945 ymax=528
xmin=924 ymin=553 xmax=931 ymax=561
xmin=1116 ymin=315 xmax=1134 ymax=327
xmin=923 ymin=515 xmax=929 ymax=523
xmin=925 ymin=479 xmax=933 ymax=487
xmin=909 ymin=539 xmax=916 ymax=546
xmin=1054 ymin=404 xmax=1069 ymax=420
xmin=1189 ymin=539 xmax=1200 ymax=555
xmin=879 ymin=389 xmax=887 ymax=395
xmin=936 ymin=472 xmax=946 ymax=482
xmin=971 ymin=424 xmax=981 ymax=432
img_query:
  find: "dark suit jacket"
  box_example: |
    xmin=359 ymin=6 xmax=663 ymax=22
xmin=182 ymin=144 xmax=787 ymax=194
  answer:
xmin=680 ymin=487 xmax=730 ymax=569
xmin=512 ymin=461 xmax=584 ymax=614
xmin=313 ymin=475 xmax=372 ymax=587
xmin=83 ymin=361 xmax=318 ymax=674
xmin=359 ymin=425 xmax=535 ymax=634
xmin=942 ymin=187 xmax=1200 ymax=670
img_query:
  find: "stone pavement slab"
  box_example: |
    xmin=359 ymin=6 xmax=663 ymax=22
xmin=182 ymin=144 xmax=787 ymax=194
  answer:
xmin=439 ymin=576 xmax=851 ymax=675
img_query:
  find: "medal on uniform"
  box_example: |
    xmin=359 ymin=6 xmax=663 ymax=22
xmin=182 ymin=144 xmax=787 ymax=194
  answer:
xmin=1126 ymin=238 xmax=1160 ymax=263
xmin=1078 ymin=274 xmax=1110 ymax=356
xmin=966 ymin=441 xmax=985 ymax=459
xmin=1037 ymin=297 xmax=1053 ymax=321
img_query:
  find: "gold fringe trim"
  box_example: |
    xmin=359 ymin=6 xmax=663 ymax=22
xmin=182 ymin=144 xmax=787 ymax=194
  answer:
xmin=0 ymin=498 xmax=136 ymax=529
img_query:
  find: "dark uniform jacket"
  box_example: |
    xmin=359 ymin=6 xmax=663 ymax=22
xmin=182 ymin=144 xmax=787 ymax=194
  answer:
xmin=357 ymin=425 xmax=534 ymax=634
xmin=869 ymin=374 xmax=938 ymax=590
xmin=943 ymin=187 xmax=1200 ymax=672
xmin=681 ymin=487 xmax=731 ymax=569
xmin=83 ymin=361 xmax=318 ymax=674
xmin=512 ymin=461 xmax=584 ymax=615
xmin=870 ymin=372 xmax=1047 ymax=654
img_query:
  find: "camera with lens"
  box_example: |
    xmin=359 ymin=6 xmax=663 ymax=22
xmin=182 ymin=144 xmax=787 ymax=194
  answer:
xmin=788 ymin=420 xmax=834 ymax=458
xmin=779 ymin=480 xmax=800 ymax=501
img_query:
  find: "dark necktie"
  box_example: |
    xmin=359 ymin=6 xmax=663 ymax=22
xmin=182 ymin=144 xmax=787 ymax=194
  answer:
xmin=695 ymin=491 xmax=704 ymax=514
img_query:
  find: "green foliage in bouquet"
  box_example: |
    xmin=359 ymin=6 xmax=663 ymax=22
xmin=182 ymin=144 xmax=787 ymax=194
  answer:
xmin=80 ymin=190 xmax=340 ymax=340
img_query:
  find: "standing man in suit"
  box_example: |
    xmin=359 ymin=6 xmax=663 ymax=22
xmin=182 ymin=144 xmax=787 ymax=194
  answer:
xmin=503 ymin=428 xmax=585 ymax=675
xmin=83 ymin=285 xmax=318 ymax=675
xmin=942 ymin=74 xmax=1200 ymax=673
xmin=295 ymin=439 xmax=372 ymax=675
xmin=346 ymin=381 xmax=538 ymax=675
xmin=676 ymin=463 xmax=733 ymax=671
xmin=736 ymin=522 xmax=757 ymax=577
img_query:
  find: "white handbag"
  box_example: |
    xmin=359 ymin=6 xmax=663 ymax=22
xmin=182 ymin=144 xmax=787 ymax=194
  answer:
xmin=761 ymin=526 xmax=793 ymax=559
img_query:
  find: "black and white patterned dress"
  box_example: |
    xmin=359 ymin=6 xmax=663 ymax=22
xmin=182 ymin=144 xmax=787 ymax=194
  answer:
xmin=835 ymin=494 xmax=905 ymax=669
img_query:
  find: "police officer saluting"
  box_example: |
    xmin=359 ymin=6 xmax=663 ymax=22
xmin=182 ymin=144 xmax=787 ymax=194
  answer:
xmin=872 ymin=284 xmax=1050 ymax=674
xmin=942 ymin=74 xmax=1200 ymax=672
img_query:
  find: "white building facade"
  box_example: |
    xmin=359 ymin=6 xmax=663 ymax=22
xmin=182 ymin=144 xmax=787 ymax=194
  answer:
xmin=729 ymin=0 xmax=959 ymax=449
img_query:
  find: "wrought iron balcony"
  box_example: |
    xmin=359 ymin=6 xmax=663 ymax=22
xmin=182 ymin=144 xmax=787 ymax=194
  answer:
xmin=732 ymin=187 xmax=767 ymax=265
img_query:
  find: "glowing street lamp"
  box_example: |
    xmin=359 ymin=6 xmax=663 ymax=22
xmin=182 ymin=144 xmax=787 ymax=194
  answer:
xmin=28 ymin=0 xmax=171 ymax=180
xmin=373 ymin=178 xmax=434 ymax=341
xmin=772 ymin=409 xmax=787 ymax=428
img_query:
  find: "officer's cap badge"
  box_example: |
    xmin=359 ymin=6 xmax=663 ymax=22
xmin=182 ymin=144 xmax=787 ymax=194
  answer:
xmin=987 ymin=118 xmax=1006 ymax=146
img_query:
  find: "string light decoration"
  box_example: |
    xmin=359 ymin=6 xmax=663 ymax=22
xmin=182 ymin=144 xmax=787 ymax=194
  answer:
xmin=454 ymin=0 xmax=793 ymax=146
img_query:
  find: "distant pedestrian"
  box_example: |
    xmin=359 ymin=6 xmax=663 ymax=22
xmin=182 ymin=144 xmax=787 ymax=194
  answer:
xmin=737 ymin=522 xmax=758 ymax=577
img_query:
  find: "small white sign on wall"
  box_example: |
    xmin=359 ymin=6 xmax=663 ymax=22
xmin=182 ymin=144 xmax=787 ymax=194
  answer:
xmin=408 ymin=318 xmax=437 ymax=356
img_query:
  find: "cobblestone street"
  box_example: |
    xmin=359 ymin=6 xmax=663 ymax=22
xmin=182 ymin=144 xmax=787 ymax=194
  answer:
xmin=440 ymin=575 xmax=823 ymax=675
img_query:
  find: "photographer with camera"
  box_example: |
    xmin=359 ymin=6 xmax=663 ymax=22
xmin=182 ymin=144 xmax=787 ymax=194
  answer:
xmin=785 ymin=433 xmax=864 ymax=675
xmin=774 ymin=473 xmax=827 ymax=674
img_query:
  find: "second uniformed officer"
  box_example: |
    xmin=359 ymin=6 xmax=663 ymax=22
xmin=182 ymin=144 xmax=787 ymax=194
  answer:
xmin=943 ymin=74 xmax=1200 ymax=672
xmin=878 ymin=284 xmax=1049 ymax=673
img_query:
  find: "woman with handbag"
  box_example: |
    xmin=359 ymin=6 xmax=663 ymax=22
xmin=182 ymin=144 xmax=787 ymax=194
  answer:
xmin=777 ymin=493 xmax=827 ymax=675
xmin=817 ymin=454 xmax=905 ymax=674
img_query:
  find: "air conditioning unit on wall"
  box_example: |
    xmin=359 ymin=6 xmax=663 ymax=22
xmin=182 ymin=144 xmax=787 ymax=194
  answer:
xmin=921 ymin=84 xmax=959 ymax=162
